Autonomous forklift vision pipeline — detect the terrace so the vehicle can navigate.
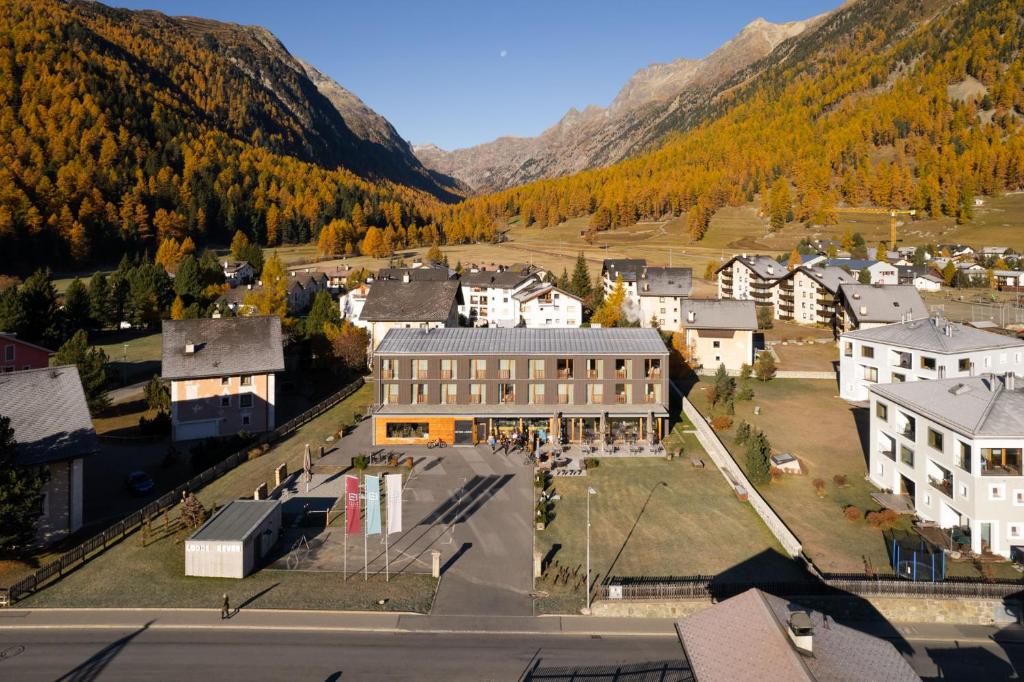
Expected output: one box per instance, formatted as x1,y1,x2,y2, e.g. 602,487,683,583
982,448,1022,476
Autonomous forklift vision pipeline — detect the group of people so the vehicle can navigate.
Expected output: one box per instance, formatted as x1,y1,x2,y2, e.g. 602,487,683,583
488,428,547,456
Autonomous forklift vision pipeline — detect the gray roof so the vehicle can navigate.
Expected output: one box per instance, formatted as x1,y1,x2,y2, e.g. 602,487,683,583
602,259,646,282
842,317,1024,354
222,260,250,273
718,255,787,280
162,317,285,380
460,269,536,289
190,500,280,542
0,366,99,466
677,588,919,682
375,327,668,356
377,403,668,417
638,267,692,297
360,280,461,322
681,299,757,330
790,265,858,294
871,375,1024,438
512,282,581,303
839,284,927,325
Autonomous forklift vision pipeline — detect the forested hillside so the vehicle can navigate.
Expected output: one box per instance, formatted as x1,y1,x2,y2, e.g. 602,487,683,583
0,0,459,271
444,0,1024,241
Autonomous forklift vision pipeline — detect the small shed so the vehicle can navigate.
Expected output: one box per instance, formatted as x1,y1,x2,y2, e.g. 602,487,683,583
770,453,801,474
185,500,281,579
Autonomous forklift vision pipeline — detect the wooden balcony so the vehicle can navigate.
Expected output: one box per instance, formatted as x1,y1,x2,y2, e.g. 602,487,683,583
415,394,429,404
614,369,628,379
469,395,482,404
380,370,395,380
615,395,627,404
557,369,572,379
557,395,570,404
416,371,429,380
586,370,600,379
499,369,512,379
440,369,454,380
531,371,546,380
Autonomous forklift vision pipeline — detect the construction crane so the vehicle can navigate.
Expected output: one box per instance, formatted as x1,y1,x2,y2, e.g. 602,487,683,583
834,207,916,252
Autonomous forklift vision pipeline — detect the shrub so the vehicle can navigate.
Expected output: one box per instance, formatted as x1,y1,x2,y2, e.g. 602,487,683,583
770,466,784,482
352,454,369,470
812,478,827,496
843,505,862,522
754,352,777,382
710,415,733,431
734,420,751,445
736,386,754,401
865,509,899,530
138,410,171,436
745,430,771,485
833,474,848,487
583,457,600,470
739,363,752,382
757,306,774,330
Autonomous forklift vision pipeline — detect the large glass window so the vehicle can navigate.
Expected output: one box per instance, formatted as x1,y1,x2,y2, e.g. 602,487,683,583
861,345,874,359
958,358,971,372
529,359,545,379
381,358,396,379
587,384,603,404
382,384,399,405
900,445,915,467
528,383,544,404
586,358,602,379
470,383,486,404
927,427,944,452
470,359,487,379
413,359,428,380
499,383,516,404
440,383,457,404
645,359,662,378
957,442,972,473
614,359,631,379
412,384,429,403
875,401,888,421
557,358,574,379
386,422,429,439
982,448,1022,476
557,384,572,404
499,358,514,380
440,358,456,380
920,356,936,371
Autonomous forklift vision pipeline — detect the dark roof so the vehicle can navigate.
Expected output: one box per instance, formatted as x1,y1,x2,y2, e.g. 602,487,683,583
0,366,99,466
222,260,250,273
826,258,879,271
676,588,919,682
360,280,461,322
842,317,1024,354
375,327,668,356
783,265,858,294
680,299,757,330
0,333,54,354
638,267,692,297
190,500,280,542
715,255,786,280
513,282,582,303
602,259,646,282
161,317,285,380
839,284,928,325
460,270,537,289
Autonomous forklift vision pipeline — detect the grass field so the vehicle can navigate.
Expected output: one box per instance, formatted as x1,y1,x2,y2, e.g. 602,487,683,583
92,329,163,387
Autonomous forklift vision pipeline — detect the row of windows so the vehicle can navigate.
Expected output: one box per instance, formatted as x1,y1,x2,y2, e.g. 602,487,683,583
220,375,254,386
219,393,254,408
380,357,661,380
382,383,662,405
849,342,1022,369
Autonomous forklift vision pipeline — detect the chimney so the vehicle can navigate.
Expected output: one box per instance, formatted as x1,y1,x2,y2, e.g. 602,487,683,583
687,310,696,323
402,272,410,284
247,284,252,290
859,305,867,316
184,342,196,355
767,265,775,275
787,612,814,655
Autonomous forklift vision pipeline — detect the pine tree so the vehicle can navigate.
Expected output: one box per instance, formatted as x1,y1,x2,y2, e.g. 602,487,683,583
569,252,592,299
745,430,772,485
0,415,49,552
173,255,202,301
88,272,111,330
54,330,110,414
16,269,62,347
858,268,872,284
557,268,570,291
63,278,93,335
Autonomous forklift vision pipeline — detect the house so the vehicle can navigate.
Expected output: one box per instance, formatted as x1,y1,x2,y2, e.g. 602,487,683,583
716,255,786,307
371,327,669,446
601,259,646,300
825,258,896,284
676,588,919,682
0,366,99,543
956,261,988,284
838,317,1024,402
636,267,692,331
359,278,462,350
774,265,857,328
459,268,540,327
162,317,285,442
215,270,327,316
377,259,455,282
837,284,927,332
0,333,52,372
679,299,757,372
895,265,926,285
980,246,1009,258
513,282,583,328
798,254,826,268
938,244,975,259
993,270,1024,290
340,282,370,327
913,273,943,292
870,374,1024,559
222,260,254,287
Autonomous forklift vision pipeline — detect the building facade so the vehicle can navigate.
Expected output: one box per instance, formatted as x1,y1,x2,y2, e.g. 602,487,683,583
716,255,786,308
459,269,539,327
775,266,857,328
359,278,462,350
837,284,928,332
514,283,583,327
869,375,1024,558
679,299,757,372
371,328,669,447
0,333,52,372
636,267,692,331
839,317,1024,402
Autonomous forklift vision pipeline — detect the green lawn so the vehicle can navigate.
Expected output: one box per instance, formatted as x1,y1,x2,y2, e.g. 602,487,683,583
92,329,163,387
534,429,804,613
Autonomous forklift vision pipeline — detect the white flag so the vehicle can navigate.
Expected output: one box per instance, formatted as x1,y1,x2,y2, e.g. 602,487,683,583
385,473,402,534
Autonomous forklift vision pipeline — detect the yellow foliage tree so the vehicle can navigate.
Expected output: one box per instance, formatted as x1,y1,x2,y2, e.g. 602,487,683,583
242,253,290,325
155,237,183,273
592,275,626,328
170,295,186,320
787,249,801,269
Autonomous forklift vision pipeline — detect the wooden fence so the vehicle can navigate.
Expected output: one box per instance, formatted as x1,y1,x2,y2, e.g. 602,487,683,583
0,376,365,606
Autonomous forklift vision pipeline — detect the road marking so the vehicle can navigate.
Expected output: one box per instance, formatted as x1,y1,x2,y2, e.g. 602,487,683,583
0,624,679,637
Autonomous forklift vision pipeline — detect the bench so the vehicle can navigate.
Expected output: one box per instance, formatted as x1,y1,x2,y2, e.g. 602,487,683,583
691,457,705,468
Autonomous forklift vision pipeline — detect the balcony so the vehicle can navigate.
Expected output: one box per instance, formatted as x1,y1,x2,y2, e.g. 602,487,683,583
416,370,429,380
646,369,662,379
586,370,600,379
469,395,482,404
614,369,628,380
557,394,570,404
415,394,429,404
472,370,487,380
880,448,896,462
557,369,573,379
928,476,953,497
531,370,546,380
615,395,627,404
643,394,658,404
778,292,794,302
499,369,512,379
440,370,454,380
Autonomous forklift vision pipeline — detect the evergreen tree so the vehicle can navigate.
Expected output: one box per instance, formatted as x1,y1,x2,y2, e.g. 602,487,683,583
16,269,62,347
144,375,170,413
0,415,49,552
557,268,570,291
570,253,592,299
127,263,174,328
88,272,112,330
54,330,110,414
306,290,341,338
745,430,772,485
63,278,93,335
858,268,872,284
590,274,605,309
173,255,202,301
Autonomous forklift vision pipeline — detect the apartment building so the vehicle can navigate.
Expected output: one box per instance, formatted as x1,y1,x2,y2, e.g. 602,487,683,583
371,327,669,447
679,299,757,372
869,374,1024,558
359,278,462,350
837,284,927,332
774,265,857,328
601,259,646,300
162,317,285,441
716,255,786,307
636,267,692,331
459,268,539,327
839,317,1024,402
513,282,583,327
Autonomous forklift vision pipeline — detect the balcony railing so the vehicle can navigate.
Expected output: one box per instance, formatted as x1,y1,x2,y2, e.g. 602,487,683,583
557,369,572,379
929,477,953,497
646,369,662,379
531,370,545,380
499,369,512,379
415,394,429,404
472,370,487,379
586,370,600,379
982,463,1022,476
643,394,658,403
614,369,628,379
380,370,395,380
557,395,570,404
416,370,429,380
469,395,482,404
615,394,627,404
440,370,454,380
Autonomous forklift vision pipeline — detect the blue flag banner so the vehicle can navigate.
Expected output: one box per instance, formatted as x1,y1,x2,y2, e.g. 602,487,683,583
365,475,381,536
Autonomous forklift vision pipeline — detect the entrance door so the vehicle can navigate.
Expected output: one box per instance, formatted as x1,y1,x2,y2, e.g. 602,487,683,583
454,420,474,446
474,419,489,443
980,522,993,553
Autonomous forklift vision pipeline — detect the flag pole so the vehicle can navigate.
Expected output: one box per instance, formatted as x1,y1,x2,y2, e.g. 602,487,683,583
343,493,348,581
363,477,368,581
385,485,390,582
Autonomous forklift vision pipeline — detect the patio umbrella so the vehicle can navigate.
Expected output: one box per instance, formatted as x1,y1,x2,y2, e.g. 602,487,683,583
303,444,312,493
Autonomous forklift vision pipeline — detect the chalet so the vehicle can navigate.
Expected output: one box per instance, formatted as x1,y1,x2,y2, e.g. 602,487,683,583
359,278,462,350
222,260,255,287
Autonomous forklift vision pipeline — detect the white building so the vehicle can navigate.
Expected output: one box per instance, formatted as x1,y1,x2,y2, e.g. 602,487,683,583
679,299,757,372
716,255,786,308
774,265,857,327
222,260,254,287
913,273,943,292
513,282,582,327
359,278,462,351
459,268,540,328
839,317,1024,402
340,282,370,329
837,284,927,332
636,267,692,331
869,374,1024,558
601,259,646,301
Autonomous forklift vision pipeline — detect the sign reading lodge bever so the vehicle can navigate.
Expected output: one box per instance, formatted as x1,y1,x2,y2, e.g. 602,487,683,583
185,542,241,553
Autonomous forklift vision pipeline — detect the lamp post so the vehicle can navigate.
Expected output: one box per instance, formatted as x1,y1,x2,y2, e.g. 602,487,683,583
586,486,597,613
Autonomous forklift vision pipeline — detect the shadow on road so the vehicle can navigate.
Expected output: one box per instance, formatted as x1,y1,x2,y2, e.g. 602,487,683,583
56,620,154,682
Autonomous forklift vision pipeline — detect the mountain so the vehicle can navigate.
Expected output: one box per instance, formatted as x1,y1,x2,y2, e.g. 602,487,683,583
414,15,825,193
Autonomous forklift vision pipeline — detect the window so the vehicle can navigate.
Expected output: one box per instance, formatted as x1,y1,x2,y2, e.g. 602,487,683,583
587,358,602,379
470,358,487,379
843,342,853,357
982,448,1022,475
959,483,969,499
990,483,1006,501
875,402,888,421
242,415,250,426
221,396,230,407
441,383,457,404
413,359,428,380
440,359,455,380
1010,524,1023,540
861,345,875,359
2,345,13,362
712,340,721,349
527,383,543,404
500,383,516,404
221,377,230,385
864,366,878,383
958,358,972,372
240,394,253,408
614,359,630,379
958,442,972,473
1015,489,1024,506
529,359,545,379
892,373,906,383
382,384,399,405
645,358,662,378
470,384,486,404
900,445,914,467
241,375,253,386
920,356,936,371
386,422,429,439
381,358,397,379
412,384,429,403
587,384,604,404
614,383,629,404
927,428,944,452
557,358,574,379
557,384,572,404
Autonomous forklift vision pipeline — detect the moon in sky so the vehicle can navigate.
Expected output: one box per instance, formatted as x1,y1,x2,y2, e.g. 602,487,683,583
500,50,508,58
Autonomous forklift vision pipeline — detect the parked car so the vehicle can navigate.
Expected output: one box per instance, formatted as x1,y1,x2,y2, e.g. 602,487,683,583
125,470,155,496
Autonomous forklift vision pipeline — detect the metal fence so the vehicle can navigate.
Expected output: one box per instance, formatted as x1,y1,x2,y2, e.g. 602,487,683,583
0,376,365,605
599,573,1024,602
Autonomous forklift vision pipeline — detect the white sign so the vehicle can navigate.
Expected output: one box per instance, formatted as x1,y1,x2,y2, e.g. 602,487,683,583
608,585,623,600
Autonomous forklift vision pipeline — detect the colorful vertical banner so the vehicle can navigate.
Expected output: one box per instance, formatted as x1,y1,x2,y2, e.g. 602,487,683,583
344,475,361,535
385,474,402,534
365,475,381,536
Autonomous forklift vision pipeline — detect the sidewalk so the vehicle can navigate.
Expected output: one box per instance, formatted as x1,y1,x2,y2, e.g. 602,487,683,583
0,608,679,636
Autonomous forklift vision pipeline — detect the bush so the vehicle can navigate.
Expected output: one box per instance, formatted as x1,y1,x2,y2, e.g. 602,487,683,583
736,386,754,401
734,420,751,445
833,474,848,487
583,457,600,470
812,478,827,496
843,505,862,522
138,410,171,436
739,363,752,381
770,466,785,482
757,306,774,330
352,454,369,470
754,352,777,382
710,415,733,431
865,509,899,530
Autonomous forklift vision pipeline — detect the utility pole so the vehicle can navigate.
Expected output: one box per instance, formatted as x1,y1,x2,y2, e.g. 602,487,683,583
586,486,597,613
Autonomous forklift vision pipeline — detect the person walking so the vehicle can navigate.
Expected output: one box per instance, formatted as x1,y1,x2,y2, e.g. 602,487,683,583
488,434,496,453
221,593,231,620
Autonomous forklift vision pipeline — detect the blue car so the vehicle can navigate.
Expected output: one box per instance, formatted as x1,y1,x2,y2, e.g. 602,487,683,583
125,471,155,496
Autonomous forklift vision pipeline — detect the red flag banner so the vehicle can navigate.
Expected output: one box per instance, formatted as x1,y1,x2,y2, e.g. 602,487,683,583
345,475,361,535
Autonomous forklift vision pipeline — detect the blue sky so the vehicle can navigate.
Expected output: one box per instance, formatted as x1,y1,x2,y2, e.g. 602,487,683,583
108,1,838,150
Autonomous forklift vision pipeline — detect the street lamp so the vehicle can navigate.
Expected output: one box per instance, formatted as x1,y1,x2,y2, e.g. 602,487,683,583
586,486,597,613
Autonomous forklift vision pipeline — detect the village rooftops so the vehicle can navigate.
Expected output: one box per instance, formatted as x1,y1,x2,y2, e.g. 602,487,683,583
161,316,285,380
676,588,919,682
716,254,787,279
0,365,99,466
871,374,1024,438
375,327,667,356
637,267,692,297
460,269,537,289
602,258,646,282
843,317,1024,354
375,266,453,282
512,281,582,303
839,284,927,325
782,265,858,294
222,260,250,274
359,279,462,322
680,299,757,330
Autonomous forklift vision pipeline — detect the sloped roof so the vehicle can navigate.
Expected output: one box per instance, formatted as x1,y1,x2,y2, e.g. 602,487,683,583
842,317,1024,354
512,282,582,304
680,299,757,330
872,375,1024,438
602,259,646,282
0,332,54,355
376,266,453,282
676,588,919,682
162,317,284,380
839,284,927,325
460,269,537,289
0,365,99,466
638,267,692,297
375,327,667,356
788,265,858,294
360,280,461,322
717,254,787,279
190,500,280,542
825,258,879,271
